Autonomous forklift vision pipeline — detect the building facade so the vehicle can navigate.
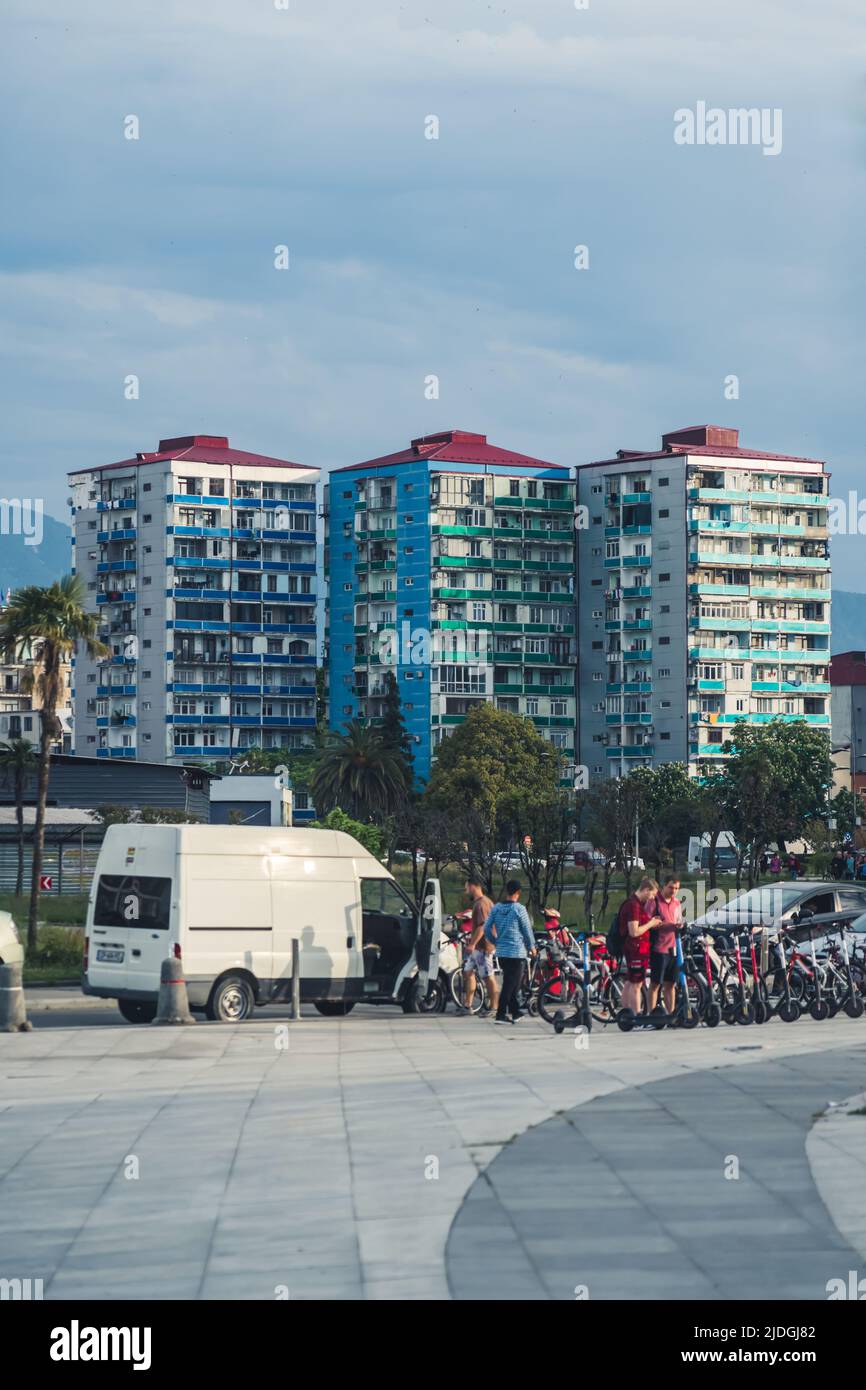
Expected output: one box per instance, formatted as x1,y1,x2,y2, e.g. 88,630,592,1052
0,641,72,752
324,429,577,783
829,651,866,794
576,425,831,778
68,435,319,766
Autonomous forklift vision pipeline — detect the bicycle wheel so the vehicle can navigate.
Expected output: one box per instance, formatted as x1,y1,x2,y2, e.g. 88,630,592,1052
450,968,485,1015
589,969,622,1024
536,969,580,1026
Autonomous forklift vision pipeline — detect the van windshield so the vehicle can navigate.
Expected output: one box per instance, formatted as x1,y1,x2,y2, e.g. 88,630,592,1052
361,879,416,917
94,875,172,930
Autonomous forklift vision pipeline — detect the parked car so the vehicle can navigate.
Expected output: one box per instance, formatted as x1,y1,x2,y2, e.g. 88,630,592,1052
691,882,866,933
0,910,24,967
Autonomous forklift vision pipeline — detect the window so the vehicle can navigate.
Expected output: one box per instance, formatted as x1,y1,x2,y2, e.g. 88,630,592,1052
659,573,670,582
660,732,671,741
95,876,171,930
658,509,669,519
659,477,669,487
143,483,152,492
592,672,603,682
660,699,671,709
509,480,519,497
660,636,670,646
591,483,602,494
592,641,603,650
660,604,670,614
526,698,539,715
658,667,671,678
361,878,415,918
731,664,744,679
404,546,414,556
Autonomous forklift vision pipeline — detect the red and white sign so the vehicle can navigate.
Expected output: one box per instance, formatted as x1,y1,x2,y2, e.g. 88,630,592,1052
39,874,53,891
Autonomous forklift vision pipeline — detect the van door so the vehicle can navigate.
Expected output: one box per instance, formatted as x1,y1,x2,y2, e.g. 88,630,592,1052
359,876,418,999
89,873,173,995
416,878,442,996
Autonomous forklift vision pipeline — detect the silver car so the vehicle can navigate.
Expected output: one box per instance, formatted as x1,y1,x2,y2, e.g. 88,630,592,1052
691,881,866,933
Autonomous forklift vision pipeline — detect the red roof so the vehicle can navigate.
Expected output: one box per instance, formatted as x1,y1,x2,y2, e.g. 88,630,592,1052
335,429,568,473
69,435,311,475
582,425,826,470
830,652,866,687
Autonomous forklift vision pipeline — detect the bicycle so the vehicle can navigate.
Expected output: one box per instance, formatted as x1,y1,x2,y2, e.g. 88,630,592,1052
449,930,502,1014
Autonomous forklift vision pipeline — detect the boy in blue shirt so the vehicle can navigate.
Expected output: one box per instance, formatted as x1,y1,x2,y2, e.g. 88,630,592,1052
484,880,537,1024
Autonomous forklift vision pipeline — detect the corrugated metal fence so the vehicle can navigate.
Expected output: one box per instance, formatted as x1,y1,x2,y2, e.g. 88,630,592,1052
0,841,101,895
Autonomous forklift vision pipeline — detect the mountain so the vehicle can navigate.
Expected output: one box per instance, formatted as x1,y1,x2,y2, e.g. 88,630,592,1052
0,512,71,596
831,589,864,656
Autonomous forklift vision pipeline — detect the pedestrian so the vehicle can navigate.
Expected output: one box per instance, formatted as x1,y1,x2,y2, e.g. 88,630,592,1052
460,878,498,1016
770,852,781,878
483,880,536,1025
845,851,855,881
759,852,769,878
648,876,682,1016
788,853,798,881
617,876,662,1024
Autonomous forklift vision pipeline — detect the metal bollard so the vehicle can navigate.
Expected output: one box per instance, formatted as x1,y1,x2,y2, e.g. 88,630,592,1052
291,938,300,1021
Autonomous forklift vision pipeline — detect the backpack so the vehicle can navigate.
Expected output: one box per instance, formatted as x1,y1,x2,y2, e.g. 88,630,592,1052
605,909,626,959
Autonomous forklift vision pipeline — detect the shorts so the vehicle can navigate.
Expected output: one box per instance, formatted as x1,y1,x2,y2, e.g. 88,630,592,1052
464,949,496,978
650,950,678,985
623,937,649,984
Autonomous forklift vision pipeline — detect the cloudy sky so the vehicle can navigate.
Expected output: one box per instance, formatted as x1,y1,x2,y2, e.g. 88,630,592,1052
3,1,865,585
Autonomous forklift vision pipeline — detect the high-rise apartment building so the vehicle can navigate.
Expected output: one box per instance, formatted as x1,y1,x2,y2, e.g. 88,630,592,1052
576,425,831,778
324,429,577,783
69,435,319,766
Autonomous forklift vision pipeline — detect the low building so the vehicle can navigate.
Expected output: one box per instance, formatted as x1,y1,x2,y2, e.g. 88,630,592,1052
209,773,293,827
0,642,73,753
830,651,866,793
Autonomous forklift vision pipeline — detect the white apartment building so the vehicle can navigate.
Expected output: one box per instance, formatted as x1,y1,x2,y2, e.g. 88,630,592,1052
69,434,319,766
577,425,831,778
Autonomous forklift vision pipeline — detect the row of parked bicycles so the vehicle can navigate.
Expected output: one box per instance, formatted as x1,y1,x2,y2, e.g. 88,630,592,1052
440,906,866,1035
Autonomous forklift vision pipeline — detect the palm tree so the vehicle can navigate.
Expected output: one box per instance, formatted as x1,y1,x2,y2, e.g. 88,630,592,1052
0,576,108,952
311,720,407,822
0,738,37,896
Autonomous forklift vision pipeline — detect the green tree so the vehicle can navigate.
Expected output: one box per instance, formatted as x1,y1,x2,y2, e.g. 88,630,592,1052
830,787,864,843
628,763,700,877
0,738,37,895
311,720,407,822
584,773,647,895
424,705,564,895
722,720,834,886
379,670,414,793
0,577,108,951
310,806,385,858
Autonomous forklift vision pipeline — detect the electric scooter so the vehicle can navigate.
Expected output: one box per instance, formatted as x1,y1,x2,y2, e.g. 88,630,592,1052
837,924,865,1019
746,927,768,1025
806,923,830,1021
697,929,722,1027
553,931,593,1034
720,929,754,1025
648,929,700,1030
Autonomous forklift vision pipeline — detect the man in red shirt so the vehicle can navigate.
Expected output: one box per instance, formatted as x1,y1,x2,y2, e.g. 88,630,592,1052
618,877,661,1017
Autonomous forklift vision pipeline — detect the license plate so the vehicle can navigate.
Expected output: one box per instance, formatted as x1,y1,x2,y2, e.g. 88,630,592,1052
96,948,124,964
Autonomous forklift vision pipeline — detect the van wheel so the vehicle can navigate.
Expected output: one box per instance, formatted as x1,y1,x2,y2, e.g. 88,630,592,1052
118,999,157,1024
314,1001,356,1016
207,974,256,1023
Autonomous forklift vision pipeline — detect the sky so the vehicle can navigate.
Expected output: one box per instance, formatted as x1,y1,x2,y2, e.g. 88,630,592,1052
3,0,866,585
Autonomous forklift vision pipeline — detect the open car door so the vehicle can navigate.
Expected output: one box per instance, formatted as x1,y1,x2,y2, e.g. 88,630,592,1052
415,877,442,997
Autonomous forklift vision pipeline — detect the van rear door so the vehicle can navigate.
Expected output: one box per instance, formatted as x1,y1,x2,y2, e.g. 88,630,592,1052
89,873,173,995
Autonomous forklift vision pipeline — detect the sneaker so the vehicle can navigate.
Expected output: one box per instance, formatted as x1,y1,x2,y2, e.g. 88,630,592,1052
455,1006,470,1017
494,1016,512,1025
510,1011,526,1023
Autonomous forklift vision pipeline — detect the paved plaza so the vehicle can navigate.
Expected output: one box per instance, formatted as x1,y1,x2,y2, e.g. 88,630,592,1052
2,1004,865,1300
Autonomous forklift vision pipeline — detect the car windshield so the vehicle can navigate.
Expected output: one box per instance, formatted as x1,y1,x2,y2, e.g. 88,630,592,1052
706,887,805,922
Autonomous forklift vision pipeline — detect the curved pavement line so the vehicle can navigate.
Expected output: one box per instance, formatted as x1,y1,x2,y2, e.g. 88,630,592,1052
446,1043,866,1301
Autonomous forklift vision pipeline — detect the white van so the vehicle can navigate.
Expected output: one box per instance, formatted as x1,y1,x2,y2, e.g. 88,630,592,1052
687,832,739,876
82,824,441,1023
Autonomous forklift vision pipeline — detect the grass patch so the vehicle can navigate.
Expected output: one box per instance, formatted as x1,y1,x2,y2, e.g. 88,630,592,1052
22,923,85,986
0,893,88,929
